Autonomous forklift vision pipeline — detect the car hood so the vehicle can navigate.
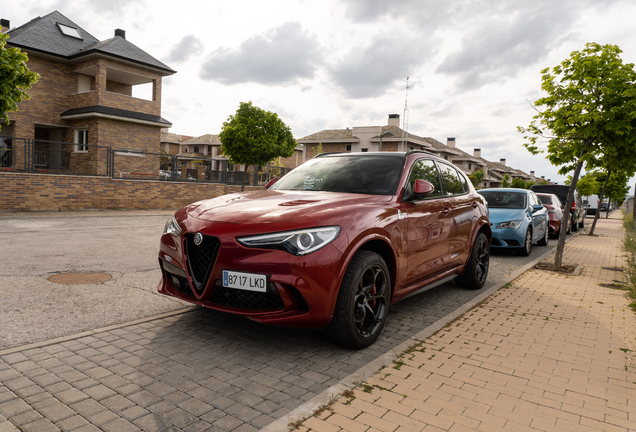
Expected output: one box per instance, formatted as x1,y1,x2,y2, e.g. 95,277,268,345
186,190,391,224
488,208,527,224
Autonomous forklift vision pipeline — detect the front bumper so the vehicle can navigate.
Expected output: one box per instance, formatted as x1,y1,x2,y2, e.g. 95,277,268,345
489,227,525,248
157,220,345,328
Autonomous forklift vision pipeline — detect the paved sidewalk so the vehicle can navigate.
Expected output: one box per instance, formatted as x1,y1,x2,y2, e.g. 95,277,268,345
295,215,636,432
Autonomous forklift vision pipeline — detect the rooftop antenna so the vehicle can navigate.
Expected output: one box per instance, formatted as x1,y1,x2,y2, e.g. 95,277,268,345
401,76,414,151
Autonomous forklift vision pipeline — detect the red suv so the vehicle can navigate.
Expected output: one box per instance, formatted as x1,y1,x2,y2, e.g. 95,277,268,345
158,151,491,348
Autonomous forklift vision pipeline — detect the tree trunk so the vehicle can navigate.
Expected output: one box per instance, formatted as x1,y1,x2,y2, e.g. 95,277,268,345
589,169,611,236
554,155,586,270
241,164,248,192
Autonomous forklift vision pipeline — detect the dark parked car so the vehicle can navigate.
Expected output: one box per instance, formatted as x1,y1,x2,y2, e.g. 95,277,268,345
530,184,585,232
158,151,492,348
536,193,567,237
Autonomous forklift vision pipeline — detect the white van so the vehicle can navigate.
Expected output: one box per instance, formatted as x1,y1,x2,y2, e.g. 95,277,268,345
584,195,599,215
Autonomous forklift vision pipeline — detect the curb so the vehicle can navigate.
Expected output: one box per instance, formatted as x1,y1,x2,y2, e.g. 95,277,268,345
261,228,587,432
0,308,196,357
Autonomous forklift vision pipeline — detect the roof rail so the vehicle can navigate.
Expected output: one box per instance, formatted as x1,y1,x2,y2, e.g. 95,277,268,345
406,149,437,157
314,152,345,158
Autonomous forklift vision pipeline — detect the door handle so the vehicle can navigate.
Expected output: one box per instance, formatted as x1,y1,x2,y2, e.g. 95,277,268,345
441,207,450,215
471,201,478,208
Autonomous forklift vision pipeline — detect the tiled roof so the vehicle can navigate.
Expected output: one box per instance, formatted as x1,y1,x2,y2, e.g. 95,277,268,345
183,134,221,144
160,132,192,143
6,11,175,74
61,106,171,125
298,129,355,141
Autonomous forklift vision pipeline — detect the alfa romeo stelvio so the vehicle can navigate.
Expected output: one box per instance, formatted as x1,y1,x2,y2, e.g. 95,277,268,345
158,151,491,348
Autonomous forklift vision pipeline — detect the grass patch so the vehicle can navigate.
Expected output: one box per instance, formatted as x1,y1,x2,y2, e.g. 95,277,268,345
622,214,636,310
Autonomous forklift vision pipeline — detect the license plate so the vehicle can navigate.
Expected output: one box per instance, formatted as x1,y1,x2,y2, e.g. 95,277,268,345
222,270,267,292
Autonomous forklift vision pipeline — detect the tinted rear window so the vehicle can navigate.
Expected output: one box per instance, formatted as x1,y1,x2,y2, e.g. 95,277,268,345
530,185,569,203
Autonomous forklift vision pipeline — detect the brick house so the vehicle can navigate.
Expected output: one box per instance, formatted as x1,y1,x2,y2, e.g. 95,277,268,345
0,11,175,175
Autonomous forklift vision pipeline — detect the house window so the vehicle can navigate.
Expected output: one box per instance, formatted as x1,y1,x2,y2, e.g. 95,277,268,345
74,129,88,152
361,148,368,152
184,148,188,153
194,146,200,153
444,155,448,160
57,23,82,39
469,163,472,170
346,144,352,152
77,75,91,93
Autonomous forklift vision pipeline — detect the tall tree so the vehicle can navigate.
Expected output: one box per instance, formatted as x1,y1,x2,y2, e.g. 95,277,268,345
0,32,39,129
518,42,636,270
219,102,297,191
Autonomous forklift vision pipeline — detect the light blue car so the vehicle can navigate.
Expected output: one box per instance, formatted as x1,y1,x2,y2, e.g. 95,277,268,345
477,188,549,256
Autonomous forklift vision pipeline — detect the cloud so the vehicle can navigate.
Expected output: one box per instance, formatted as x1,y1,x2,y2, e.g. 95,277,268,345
435,0,621,90
165,35,204,63
328,32,431,99
199,22,322,85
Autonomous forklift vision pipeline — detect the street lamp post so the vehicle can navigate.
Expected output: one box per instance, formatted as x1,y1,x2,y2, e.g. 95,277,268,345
379,131,394,152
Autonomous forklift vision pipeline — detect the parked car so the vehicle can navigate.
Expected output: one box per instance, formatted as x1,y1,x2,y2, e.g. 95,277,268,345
584,195,599,215
536,193,566,237
530,184,586,231
600,199,613,212
477,188,549,256
158,151,491,349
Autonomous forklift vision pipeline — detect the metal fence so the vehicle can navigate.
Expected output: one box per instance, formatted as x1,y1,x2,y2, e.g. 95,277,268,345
1,136,294,185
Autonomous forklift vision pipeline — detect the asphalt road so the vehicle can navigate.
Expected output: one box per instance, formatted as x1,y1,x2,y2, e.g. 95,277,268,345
0,210,588,431
0,210,567,350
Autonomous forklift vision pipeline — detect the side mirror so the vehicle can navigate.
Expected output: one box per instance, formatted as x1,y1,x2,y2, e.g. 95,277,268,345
413,179,435,196
265,177,279,189
532,204,544,212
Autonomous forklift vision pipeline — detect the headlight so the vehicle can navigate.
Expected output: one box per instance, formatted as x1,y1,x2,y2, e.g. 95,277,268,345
237,226,341,256
163,216,182,236
496,220,522,229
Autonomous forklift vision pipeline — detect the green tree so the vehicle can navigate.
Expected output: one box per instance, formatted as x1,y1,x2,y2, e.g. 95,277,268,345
575,172,599,197
511,178,526,189
518,43,636,270
219,102,297,191
469,169,485,188
525,180,536,189
0,32,39,129
502,174,511,188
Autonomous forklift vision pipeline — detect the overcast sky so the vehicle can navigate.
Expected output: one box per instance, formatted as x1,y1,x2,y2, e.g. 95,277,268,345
4,0,636,188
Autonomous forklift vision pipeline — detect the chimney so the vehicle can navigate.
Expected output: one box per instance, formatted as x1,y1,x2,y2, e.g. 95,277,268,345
115,28,126,39
530,171,535,176
1,19,10,33
473,148,481,158
388,114,400,127
500,158,506,166
541,176,545,179
447,137,456,148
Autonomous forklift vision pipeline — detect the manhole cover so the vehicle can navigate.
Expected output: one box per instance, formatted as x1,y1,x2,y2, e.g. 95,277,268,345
601,267,624,272
48,272,112,285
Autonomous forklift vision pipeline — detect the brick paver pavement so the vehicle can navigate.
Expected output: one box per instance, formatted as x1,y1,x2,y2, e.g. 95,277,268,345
296,215,636,432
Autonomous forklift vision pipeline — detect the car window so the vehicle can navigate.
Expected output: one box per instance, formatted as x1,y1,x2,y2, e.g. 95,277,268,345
437,163,465,196
271,155,404,195
529,192,540,206
537,194,551,205
407,159,443,198
478,191,527,209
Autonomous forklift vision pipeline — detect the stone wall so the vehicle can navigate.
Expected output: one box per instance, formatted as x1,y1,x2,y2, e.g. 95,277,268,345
0,172,259,212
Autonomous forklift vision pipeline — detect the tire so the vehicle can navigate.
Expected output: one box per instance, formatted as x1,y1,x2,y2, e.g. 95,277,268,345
455,233,489,290
579,214,585,228
566,218,571,234
537,224,549,246
326,251,391,349
516,229,532,256
571,215,578,232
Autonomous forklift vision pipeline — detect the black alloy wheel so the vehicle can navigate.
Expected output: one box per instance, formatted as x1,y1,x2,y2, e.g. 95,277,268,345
455,232,489,290
327,251,391,349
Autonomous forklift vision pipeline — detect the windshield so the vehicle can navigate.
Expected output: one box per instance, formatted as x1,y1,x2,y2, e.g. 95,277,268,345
478,191,527,209
270,155,405,195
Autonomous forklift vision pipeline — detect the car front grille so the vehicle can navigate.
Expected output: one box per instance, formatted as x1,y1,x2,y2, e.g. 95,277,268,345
491,238,501,246
503,239,520,246
211,280,284,310
185,234,220,292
